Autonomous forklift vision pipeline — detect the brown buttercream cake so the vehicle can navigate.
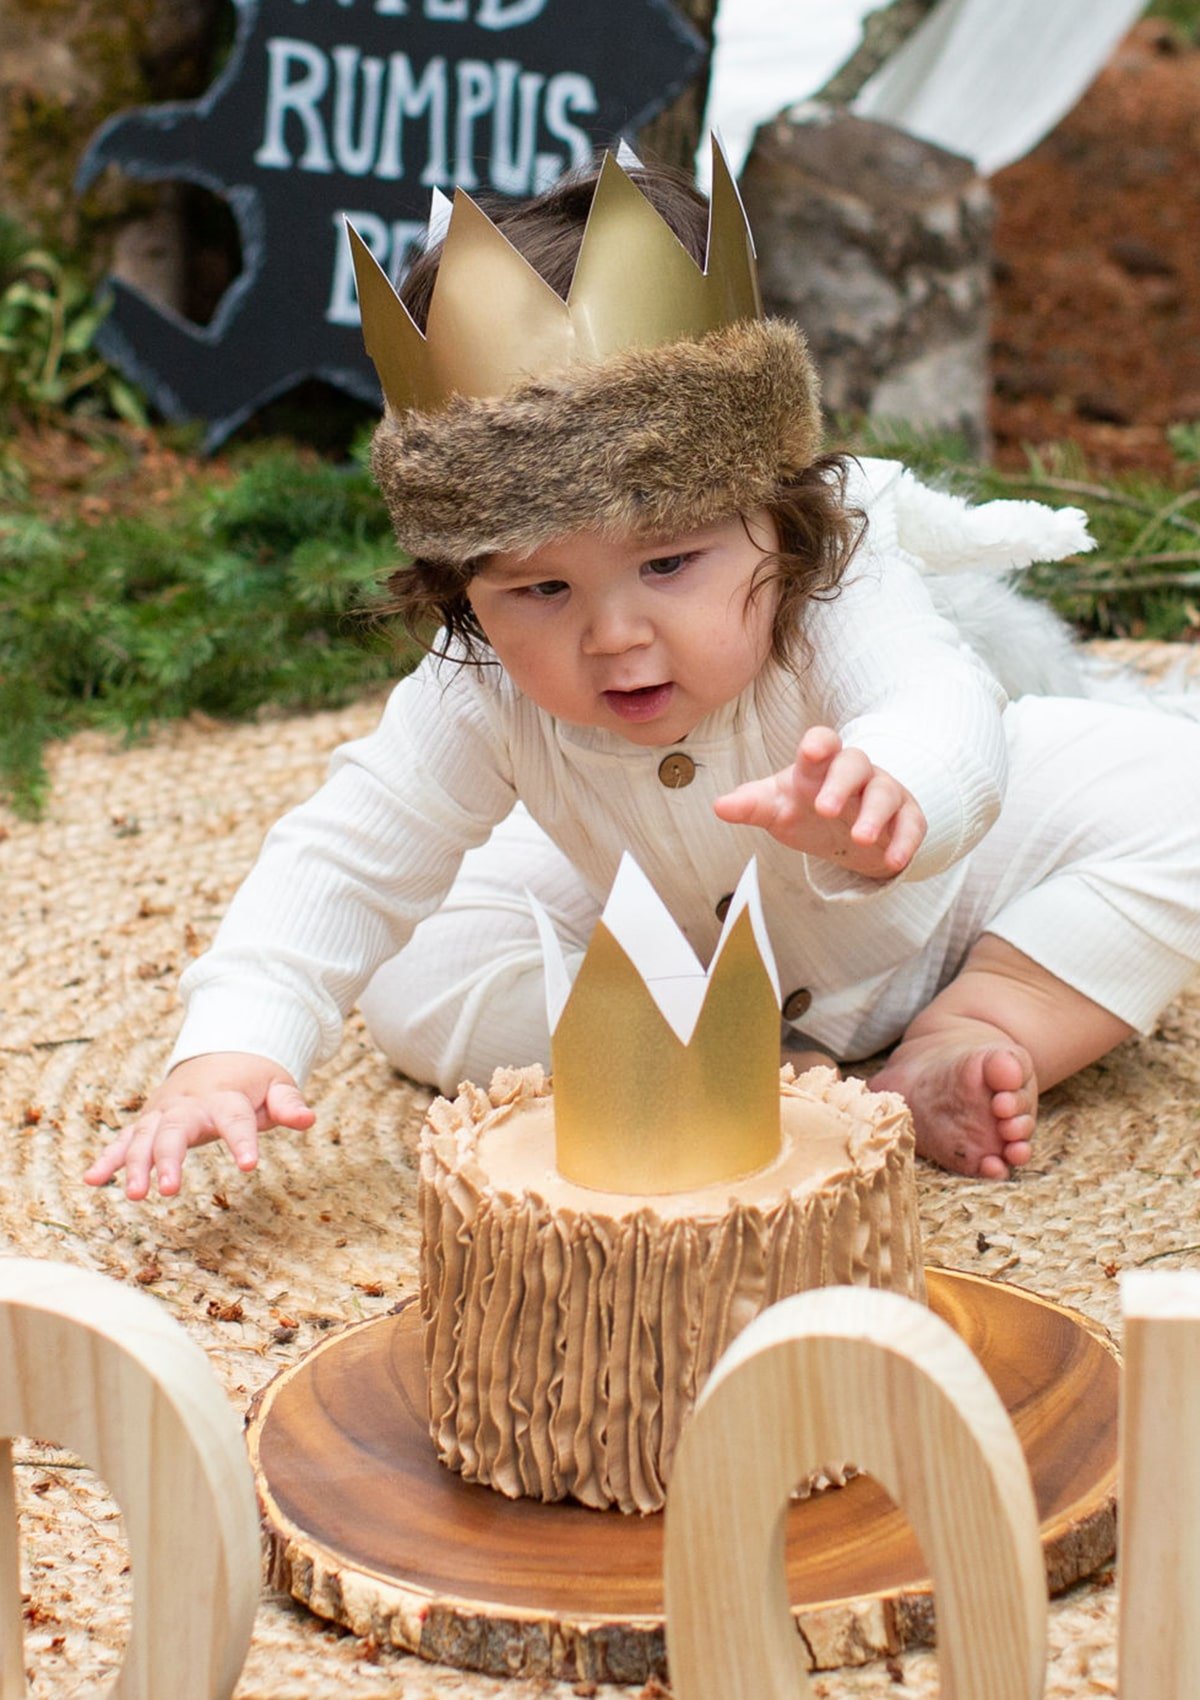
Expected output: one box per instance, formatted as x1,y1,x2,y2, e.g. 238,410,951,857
419,1062,924,1514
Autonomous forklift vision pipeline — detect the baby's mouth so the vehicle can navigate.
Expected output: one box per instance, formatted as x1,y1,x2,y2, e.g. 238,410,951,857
602,683,674,722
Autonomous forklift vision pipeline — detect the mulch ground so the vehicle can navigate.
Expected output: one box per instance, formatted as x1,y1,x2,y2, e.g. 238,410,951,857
990,18,1200,478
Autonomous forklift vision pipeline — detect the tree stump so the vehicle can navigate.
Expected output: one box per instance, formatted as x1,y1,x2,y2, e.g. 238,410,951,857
740,103,993,452
816,0,942,107
636,0,717,170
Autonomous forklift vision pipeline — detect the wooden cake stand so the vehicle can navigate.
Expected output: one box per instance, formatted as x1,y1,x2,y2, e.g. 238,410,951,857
248,1269,1119,1684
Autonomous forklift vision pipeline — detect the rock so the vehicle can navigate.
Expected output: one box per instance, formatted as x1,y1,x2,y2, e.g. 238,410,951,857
740,103,994,453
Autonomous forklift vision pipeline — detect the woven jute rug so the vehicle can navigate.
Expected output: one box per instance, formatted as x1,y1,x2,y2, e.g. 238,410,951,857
3,642,1199,1698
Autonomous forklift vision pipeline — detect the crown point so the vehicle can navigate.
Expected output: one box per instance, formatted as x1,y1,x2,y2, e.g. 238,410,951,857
347,220,434,413
707,132,762,318
568,153,721,358
424,190,572,399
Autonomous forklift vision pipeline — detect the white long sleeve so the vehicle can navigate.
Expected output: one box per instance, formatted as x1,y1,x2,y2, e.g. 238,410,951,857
170,656,519,1081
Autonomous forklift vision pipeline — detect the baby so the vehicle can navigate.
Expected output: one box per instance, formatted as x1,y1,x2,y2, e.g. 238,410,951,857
86,150,1200,1200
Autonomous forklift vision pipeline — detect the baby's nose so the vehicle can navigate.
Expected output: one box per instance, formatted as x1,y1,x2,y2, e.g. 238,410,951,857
582,599,653,654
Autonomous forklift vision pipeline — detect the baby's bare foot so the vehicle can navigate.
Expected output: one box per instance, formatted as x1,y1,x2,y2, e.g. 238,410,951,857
868,1023,1037,1180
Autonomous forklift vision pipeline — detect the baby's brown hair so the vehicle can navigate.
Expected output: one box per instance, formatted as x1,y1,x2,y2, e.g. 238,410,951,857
383,158,862,667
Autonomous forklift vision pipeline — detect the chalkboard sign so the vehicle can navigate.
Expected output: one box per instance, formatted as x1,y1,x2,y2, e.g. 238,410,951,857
76,0,705,446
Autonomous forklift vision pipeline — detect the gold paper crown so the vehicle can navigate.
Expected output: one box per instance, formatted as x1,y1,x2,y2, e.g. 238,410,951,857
531,856,782,1195
349,136,762,415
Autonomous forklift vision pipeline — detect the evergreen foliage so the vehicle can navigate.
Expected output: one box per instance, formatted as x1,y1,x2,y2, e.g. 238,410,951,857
0,446,418,816
841,417,1200,643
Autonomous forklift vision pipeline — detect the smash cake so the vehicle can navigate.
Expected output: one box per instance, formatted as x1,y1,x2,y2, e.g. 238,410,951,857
418,858,926,1514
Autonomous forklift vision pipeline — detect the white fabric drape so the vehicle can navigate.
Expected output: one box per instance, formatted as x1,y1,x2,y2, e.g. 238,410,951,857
852,0,1147,175
705,0,1148,179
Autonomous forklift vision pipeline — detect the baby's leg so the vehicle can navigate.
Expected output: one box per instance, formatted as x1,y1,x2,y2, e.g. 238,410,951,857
358,805,598,1094
866,696,1200,1179
870,933,1132,1180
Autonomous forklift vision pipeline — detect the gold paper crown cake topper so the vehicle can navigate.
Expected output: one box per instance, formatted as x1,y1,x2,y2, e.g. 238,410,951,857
348,134,762,415
530,855,783,1195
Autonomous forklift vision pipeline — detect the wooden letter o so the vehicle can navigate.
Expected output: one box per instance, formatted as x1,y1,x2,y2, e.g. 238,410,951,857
0,1259,260,1699
1119,1270,1200,1700
664,1286,1046,1700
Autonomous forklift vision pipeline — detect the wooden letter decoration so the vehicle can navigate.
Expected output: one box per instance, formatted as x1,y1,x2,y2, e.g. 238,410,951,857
1119,1269,1200,1700
663,1286,1047,1700
0,1259,260,1699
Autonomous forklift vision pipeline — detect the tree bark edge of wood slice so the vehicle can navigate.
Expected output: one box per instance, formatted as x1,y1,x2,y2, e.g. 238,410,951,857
247,1269,1119,1685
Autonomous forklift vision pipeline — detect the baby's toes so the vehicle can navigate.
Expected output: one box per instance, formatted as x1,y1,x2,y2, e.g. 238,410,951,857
980,1046,1028,1096
991,1086,1033,1122
997,1107,1034,1137
978,1153,1011,1181
997,1112,1034,1169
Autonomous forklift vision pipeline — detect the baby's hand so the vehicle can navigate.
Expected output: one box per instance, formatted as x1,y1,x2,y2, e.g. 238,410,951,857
83,1053,315,1202
713,725,927,879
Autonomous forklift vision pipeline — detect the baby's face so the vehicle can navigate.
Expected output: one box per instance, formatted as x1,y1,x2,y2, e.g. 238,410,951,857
467,513,778,746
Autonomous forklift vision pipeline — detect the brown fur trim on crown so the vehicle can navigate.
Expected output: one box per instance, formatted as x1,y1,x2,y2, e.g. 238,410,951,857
370,318,821,564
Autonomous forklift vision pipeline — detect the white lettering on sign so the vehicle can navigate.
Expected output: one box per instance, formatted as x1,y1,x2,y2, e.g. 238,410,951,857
543,72,596,171
491,60,543,193
332,47,386,175
300,0,552,18
326,210,427,324
477,0,550,27
257,39,595,193
255,39,335,172
376,55,450,183
454,59,494,188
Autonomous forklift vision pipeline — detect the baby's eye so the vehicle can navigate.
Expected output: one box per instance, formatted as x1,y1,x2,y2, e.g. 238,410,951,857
643,553,693,578
521,579,569,599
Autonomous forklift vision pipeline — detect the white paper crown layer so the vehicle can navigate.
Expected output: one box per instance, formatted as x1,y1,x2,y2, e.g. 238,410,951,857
532,854,779,1043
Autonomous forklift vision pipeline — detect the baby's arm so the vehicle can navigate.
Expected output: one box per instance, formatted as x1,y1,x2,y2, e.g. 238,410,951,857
86,656,518,1200
84,1053,314,1200
778,488,1010,886
714,725,927,880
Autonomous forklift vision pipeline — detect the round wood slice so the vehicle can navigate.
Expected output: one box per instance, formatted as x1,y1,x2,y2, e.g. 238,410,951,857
248,1269,1118,1684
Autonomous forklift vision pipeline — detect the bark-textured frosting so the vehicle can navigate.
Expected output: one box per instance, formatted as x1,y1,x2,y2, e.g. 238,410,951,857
419,1064,925,1514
